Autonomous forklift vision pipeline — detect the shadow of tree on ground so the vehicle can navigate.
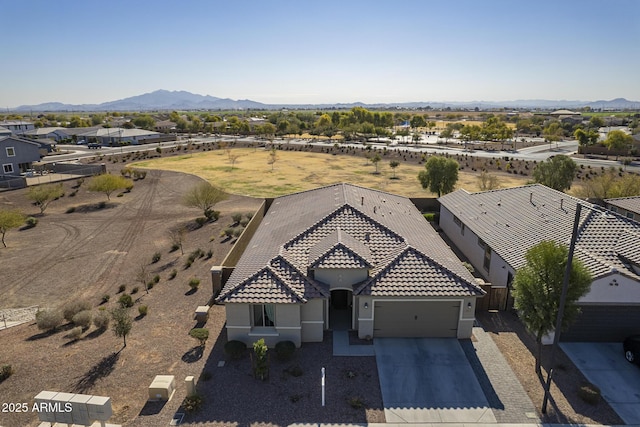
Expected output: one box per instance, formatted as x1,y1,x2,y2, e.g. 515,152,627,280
73,351,120,393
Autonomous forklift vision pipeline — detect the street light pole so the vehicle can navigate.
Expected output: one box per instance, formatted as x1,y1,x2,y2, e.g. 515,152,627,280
541,203,582,414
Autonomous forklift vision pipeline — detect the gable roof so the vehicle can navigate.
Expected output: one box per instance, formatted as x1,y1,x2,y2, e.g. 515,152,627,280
439,184,640,280
219,183,483,303
605,196,640,217
0,136,42,149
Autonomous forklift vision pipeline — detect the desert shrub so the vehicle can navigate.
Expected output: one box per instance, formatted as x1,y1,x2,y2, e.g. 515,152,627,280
578,383,601,405
223,227,234,237
118,294,134,308
348,396,364,409
0,365,14,382
183,259,192,269
275,340,296,361
93,310,110,330
189,328,209,346
233,228,242,238
170,243,180,252
101,294,110,304
147,281,154,290
36,309,63,331
224,340,246,359
205,249,213,259
68,326,83,340
188,249,203,262
245,212,253,220
182,393,203,413
24,217,38,228
195,216,208,227
188,278,200,289
66,206,76,213
131,286,139,294
72,310,93,330
151,252,161,263
63,299,92,322
138,305,148,317
153,274,160,283
231,213,242,224
239,218,249,227
117,284,126,293
169,269,177,280
133,170,147,180
205,210,220,221
286,365,304,377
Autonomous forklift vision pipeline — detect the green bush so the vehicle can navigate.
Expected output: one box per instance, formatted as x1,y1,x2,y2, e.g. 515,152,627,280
24,217,38,228
578,383,601,405
275,340,296,361
62,299,92,322
189,328,209,346
205,210,220,221
36,309,63,331
151,252,161,263
182,393,203,413
117,285,126,293
231,213,242,224
348,396,364,409
169,269,177,280
170,243,180,252
147,281,154,290
188,278,200,289
0,365,14,382
233,228,242,238
101,294,110,304
138,305,148,317
224,340,247,359
183,259,192,269
131,286,139,294
68,326,83,340
223,227,234,237
239,218,249,227
72,310,93,330
118,294,134,308
195,217,208,227
245,212,254,220
153,274,160,283
205,249,213,259
93,310,110,330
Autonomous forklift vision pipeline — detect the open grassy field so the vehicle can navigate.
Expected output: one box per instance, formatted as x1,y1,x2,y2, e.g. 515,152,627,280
131,148,529,198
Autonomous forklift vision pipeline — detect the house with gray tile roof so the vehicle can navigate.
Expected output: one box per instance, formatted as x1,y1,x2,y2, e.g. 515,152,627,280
217,183,485,347
605,196,640,222
439,184,640,341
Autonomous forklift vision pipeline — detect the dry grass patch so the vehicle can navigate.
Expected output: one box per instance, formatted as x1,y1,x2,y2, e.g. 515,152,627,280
132,148,529,198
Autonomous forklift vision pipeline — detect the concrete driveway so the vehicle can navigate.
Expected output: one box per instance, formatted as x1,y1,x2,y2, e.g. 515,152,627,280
374,338,496,423
562,342,640,424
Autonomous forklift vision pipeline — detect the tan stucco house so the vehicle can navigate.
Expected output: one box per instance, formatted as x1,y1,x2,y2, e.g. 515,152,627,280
216,183,485,347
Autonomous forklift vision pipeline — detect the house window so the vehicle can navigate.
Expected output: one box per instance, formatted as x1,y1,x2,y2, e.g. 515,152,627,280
3,164,13,174
6,147,15,157
483,245,491,272
627,212,634,219
478,237,486,249
610,206,617,213
453,215,461,227
252,304,275,327
460,223,465,235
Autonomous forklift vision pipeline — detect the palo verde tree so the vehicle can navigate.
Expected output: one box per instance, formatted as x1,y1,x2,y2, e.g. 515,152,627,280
417,155,459,197
604,130,633,161
0,209,25,248
512,240,591,374
87,174,133,200
370,153,382,174
389,160,400,179
183,182,228,219
27,183,65,214
111,307,133,348
532,155,577,192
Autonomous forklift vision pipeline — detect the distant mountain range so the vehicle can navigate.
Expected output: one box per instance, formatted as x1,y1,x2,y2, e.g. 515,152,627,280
12,90,640,112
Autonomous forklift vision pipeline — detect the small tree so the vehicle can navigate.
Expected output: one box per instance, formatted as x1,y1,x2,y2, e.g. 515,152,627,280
27,183,64,214
136,264,149,294
189,328,209,347
417,156,459,197
604,130,633,161
533,155,577,192
183,182,228,218
512,240,592,374
267,147,278,171
169,227,186,255
478,170,499,191
111,307,133,347
389,160,400,179
87,174,133,200
370,153,382,174
93,310,110,330
253,338,269,381
0,209,25,248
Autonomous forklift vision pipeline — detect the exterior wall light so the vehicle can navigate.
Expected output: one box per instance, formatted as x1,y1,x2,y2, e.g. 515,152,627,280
364,302,369,309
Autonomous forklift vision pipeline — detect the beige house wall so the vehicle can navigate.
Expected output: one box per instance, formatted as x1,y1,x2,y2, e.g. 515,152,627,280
581,274,640,305
301,298,326,342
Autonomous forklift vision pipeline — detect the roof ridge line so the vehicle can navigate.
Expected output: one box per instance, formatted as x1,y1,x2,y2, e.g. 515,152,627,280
272,254,329,298
265,262,307,303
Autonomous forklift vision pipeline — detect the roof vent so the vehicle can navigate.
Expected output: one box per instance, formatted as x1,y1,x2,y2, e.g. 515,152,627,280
373,206,377,214
530,192,533,203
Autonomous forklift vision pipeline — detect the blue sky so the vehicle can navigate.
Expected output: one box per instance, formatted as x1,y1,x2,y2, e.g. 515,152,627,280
3,0,639,107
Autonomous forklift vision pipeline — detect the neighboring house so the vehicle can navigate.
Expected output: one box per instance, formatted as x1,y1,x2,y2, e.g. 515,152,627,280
0,120,35,135
605,196,640,222
22,126,66,142
77,127,162,145
155,120,176,132
0,136,42,176
217,183,485,348
0,126,11,137
439,184,640,341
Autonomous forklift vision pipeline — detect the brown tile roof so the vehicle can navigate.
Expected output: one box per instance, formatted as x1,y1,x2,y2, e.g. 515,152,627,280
439,184,640,280
218,183,483,304
606,196,640,217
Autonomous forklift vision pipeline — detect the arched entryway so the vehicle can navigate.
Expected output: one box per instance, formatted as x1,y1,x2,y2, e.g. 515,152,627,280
330,289,352,330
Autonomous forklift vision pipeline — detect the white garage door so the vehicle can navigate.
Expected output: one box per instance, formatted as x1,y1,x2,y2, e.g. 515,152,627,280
373,301,460,337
